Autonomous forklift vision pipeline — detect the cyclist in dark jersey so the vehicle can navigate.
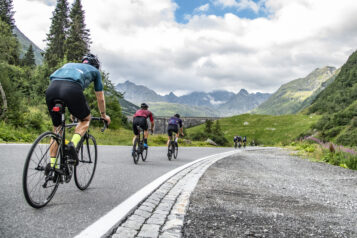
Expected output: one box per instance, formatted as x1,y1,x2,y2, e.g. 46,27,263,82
133,103,154,148
45,53,111,168
167,114,184,146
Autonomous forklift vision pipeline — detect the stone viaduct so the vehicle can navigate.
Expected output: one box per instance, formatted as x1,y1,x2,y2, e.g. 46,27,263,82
127,116,221,134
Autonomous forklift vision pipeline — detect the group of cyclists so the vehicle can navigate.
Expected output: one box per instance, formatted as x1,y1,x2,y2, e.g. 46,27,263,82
45,53,184,169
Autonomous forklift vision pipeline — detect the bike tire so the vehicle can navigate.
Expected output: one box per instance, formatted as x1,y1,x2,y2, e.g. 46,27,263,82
132,138,139,164
174,143,178,159
22,131,60,208
141,147,148,161
167,142,173,161
74,134,97,190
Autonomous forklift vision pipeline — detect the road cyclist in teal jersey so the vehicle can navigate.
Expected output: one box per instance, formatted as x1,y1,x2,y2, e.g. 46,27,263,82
45,53,111,168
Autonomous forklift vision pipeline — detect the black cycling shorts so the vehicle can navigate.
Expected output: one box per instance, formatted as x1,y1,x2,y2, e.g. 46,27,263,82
133,116,148,135
168,124,178,137
46,80,90,127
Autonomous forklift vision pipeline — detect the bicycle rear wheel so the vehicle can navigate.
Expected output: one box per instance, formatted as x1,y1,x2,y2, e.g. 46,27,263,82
74,134,97,190
132,138,139,164
22,131,60,208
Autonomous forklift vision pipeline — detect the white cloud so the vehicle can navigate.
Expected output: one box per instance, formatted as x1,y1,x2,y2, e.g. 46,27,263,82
194,4,210,13
13,0,357,95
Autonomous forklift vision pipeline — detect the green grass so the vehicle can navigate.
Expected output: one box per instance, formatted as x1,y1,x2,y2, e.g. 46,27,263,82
90,127,213,147
187,113,321,146
1,113,320,148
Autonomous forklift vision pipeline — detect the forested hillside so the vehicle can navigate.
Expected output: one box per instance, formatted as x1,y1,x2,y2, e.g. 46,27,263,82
0,0,126,142
308,50,357,146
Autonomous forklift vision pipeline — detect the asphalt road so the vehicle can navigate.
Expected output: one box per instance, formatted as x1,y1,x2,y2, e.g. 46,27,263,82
0,144,232,238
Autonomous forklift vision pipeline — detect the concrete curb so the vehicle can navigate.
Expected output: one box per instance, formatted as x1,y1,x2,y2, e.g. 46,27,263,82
75,150,237,238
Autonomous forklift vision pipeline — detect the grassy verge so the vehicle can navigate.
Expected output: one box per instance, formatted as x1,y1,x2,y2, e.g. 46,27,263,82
0,122,213,147
286,140,357,170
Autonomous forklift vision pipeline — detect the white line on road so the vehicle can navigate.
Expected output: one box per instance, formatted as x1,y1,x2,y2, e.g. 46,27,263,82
74,150,237,238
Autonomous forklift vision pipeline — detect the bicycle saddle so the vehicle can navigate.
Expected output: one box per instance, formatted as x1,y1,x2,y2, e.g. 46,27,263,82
52,99,65,113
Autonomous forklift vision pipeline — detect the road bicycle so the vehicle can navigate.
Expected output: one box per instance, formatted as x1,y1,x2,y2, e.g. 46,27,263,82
132,126,148,164
167,132,178,160
234,141,242,149
22,100,107,208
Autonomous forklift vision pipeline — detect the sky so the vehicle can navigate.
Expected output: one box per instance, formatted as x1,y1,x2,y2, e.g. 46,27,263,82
13,0,357,95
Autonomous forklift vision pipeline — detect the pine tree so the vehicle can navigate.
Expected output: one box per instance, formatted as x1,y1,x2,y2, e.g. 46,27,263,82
204,119,213,134
66,0,91,62
22,44,36,67
44,0,69,68
0,0,15,29
0,19,19,64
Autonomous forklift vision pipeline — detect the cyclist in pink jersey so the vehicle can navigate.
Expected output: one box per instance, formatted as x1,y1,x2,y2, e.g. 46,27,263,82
132,103,154,148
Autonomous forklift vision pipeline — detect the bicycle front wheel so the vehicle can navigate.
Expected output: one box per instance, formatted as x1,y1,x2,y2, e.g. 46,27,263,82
132,138,139,164
167,143,173,161
174,143,178,159
74,134,97,190
22,131,60,208
141,147,148,162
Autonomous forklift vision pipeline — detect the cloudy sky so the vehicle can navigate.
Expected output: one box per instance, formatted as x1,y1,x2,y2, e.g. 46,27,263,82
14,0,357,95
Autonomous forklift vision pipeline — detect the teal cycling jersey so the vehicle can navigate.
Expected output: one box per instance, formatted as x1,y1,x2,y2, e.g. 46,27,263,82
50,63,103,91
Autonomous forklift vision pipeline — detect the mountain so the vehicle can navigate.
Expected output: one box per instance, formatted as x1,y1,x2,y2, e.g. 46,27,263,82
307,50,357,146
116,80,163,103
219,89,271,116
13,26,44,65
115,81,270,117
252,66,338,115
119,98,139,116
148,102,219,117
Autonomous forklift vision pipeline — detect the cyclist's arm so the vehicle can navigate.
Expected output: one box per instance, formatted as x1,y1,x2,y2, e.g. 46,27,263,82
149,113,154,131
95,91,111,124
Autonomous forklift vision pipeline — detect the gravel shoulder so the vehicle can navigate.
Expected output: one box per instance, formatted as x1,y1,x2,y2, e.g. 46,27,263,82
183,147,357,238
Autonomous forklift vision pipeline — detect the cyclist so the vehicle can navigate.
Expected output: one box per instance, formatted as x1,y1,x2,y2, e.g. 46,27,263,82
233,135,242,147
167,114,184,146
45,53,111,168
243,136,247,146
132,103,154,148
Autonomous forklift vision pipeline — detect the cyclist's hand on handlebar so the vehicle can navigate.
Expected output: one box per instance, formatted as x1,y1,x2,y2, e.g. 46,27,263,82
102,114,111,125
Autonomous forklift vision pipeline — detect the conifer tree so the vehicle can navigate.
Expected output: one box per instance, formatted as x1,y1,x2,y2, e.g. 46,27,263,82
66,0,90,62
44,0,69,68
22,44,36,67
0,0,15,30
0,19,19,64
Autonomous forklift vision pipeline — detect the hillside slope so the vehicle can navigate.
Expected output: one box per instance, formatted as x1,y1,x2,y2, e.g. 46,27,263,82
308,50,357,146
187,114,320,146
13,26,44,65
253,66,338,115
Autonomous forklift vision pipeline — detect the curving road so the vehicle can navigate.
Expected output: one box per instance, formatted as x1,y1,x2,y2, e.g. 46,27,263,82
0,144,232,238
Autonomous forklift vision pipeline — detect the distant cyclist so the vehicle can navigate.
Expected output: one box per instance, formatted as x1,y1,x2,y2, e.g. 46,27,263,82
167,114,184,146
243,136,247,147
45,53,111,168
132,103,154,148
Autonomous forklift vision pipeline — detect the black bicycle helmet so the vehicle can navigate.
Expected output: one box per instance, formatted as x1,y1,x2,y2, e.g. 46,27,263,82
82,53,100,69
141,103,148,109
174,114,180,118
